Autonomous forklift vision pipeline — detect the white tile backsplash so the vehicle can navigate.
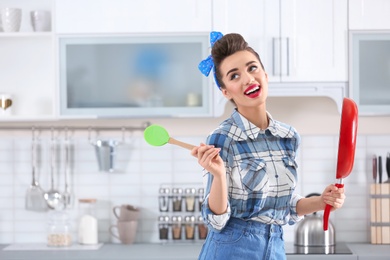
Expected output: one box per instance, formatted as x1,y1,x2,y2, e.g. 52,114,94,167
0,132,389,245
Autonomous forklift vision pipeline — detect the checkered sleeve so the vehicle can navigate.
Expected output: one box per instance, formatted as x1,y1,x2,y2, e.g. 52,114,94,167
288,193,304,224
202,193,231,232
200,128,233,231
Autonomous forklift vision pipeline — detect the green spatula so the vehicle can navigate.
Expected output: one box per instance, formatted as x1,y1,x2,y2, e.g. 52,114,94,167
144,124,195,150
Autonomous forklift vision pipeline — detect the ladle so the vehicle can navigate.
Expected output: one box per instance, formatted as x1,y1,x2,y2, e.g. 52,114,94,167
144,124,195,150
44,129,63,209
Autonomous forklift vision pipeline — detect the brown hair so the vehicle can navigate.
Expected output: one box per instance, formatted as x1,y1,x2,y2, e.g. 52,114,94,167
211,33,264,89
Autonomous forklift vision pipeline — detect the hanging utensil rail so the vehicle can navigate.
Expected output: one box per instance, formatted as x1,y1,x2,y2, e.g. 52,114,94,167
0,122,151,132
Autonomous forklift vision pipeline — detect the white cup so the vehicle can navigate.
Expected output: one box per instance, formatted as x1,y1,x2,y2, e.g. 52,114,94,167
30,10,51,32
0,8,22,32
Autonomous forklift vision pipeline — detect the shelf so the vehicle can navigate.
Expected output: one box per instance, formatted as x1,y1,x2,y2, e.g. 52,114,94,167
0,115,57,122
0,32,52,38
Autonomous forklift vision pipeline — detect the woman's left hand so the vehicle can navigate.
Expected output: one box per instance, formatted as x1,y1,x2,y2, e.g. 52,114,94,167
321,184,346,211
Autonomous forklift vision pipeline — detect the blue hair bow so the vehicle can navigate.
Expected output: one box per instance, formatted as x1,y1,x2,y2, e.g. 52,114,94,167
198,31,223,89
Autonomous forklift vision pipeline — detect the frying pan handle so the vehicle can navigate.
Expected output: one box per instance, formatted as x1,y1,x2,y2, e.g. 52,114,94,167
323,183,344,231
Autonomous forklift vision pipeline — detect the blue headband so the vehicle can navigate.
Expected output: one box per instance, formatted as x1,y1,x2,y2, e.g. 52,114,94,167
198,31,223,89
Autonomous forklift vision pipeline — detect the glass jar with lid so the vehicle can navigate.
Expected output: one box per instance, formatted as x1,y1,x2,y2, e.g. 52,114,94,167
47,210,72,247
78,198,98,245
184,188,196,212
158,188,170,212
197,215,208,240
172,188,183,212
184,215,196,240
158,215,170,241
197,188,204,211
171,216,182,240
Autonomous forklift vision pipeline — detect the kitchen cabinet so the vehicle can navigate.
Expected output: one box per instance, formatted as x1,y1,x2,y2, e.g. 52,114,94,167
0,0,55,121
0,0,225,120
213,0,348,83
212,0,348,113
56,33,224,118
349,31,390,115
348,0,390,115
55,0,212,34
349,0,390,30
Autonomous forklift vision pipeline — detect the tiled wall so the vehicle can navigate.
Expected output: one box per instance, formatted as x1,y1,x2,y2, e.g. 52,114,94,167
0,130,389,244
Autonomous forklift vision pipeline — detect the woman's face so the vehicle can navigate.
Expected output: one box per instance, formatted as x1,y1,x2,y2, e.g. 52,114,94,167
219,50,268,111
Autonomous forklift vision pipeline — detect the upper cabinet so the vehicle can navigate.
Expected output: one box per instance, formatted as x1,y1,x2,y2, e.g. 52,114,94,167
55,0,212,34
348,0,390,115
349,0,390,30
3,0,390,120
53,0,219,118
56,33,222,118
0,0,224,120
213,0,348,83
213,0,348,113
0,0,55,121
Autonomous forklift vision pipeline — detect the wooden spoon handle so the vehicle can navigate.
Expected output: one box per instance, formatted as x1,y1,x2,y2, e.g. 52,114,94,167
168,137,195,150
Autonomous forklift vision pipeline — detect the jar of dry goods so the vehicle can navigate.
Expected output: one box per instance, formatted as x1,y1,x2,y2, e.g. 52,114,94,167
171,216,182,240
158,215,170,241
78,198,98,245
172,188,183,212
184,215,196,240
197,215,208,240
185,188,196,212
197,188,204,211
47,210,72,247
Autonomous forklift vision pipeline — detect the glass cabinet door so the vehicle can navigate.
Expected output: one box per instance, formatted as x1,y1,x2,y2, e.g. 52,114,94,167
58,34,212,117
350,31,390,115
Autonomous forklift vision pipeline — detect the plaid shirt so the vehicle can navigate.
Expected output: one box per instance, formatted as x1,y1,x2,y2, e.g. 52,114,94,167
202,109,303,231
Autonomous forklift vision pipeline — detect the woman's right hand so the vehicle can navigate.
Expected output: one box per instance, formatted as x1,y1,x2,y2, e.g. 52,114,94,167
191,143,225,177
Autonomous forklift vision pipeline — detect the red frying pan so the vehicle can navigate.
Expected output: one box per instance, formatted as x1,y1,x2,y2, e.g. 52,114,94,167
323,97,358,231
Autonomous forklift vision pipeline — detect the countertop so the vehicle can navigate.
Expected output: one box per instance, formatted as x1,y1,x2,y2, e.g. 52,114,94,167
1,243,389,260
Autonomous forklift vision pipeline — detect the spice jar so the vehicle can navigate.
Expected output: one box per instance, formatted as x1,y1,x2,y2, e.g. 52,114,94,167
47,210,72,247
171,216,182,240
158,216,170,241
197,215,208,240
78,198,98,245
185,188,196,212
184,216,196,240
172,188,183,212
198,188,204,211
158,188,170,212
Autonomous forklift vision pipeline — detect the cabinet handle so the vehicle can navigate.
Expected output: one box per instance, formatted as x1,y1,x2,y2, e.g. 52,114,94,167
272,37,276,76
286,37,290,76
272,37,281,76
280,37,290,77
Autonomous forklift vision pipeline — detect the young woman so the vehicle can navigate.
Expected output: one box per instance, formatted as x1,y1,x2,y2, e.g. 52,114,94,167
191,32,345,260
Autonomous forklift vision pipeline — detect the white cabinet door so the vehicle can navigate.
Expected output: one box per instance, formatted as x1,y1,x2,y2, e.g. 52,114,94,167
212,0,348,82
55,0,212,34
211,0,278,80
279,0,348,82
349,0,390,30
